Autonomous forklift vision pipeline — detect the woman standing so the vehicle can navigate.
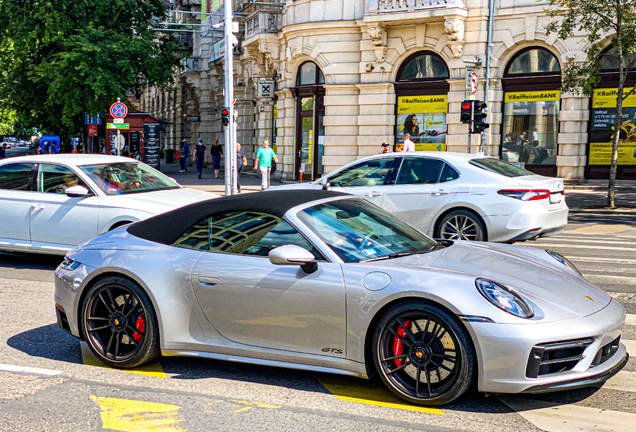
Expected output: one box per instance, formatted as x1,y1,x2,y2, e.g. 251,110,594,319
210,138,223,179
195,138,207,179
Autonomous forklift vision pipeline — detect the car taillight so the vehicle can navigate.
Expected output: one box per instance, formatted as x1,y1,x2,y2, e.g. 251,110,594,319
498,189,550,201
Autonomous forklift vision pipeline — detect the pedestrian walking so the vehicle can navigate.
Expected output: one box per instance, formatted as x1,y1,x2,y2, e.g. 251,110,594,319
210,138,223,179
195,138,207,179
179,140,188,172
0,143,6,160
402,132,415,152
236,142,247,192
254,139,278,190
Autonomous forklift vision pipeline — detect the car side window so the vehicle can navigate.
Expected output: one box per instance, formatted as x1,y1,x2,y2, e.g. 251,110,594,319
0,163,34,191
439,163,460,183
37,164,88,194
173,211,325,260
328,158,396,187
396,158,444,185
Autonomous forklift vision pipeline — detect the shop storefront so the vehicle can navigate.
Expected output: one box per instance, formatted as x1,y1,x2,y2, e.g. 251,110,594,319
501,48,562,177
104,113,162,169
395,52,449,151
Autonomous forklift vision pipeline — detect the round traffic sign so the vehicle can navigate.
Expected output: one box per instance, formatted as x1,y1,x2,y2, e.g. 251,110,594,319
110,102,128,119
470,72,478,95
113,134,125,151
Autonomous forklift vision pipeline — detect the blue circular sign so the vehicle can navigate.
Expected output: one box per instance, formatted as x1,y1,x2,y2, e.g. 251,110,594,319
110,102,128,118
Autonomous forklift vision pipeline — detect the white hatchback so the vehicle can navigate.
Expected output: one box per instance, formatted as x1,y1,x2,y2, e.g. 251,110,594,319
270,152,568,243
0,154,217,255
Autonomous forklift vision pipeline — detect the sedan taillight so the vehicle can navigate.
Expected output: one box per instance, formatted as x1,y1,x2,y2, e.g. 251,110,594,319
497,189,550,201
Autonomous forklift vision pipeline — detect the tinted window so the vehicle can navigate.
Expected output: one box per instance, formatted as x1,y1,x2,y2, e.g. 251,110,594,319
470,158,534,177
328,158,396,187
173,211,324,260
506,49,560,75
79,162,179,195
0,163,33,190
396,158,444,185
440,163,460,182
399,54,449,80
38,164,88,194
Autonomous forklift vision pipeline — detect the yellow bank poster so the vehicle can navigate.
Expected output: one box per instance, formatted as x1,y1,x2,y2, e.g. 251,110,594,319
592,88,636,108
504,90,561,103
589,142,636,165
397,95,447,149
589,87,636,165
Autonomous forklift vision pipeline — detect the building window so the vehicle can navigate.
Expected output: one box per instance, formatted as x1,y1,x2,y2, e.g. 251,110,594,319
294,61,325,181
297,61,325,86
395,52,450,152
501,48,562,177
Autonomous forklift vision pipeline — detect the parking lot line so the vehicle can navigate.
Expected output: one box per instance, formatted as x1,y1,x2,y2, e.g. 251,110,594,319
0,363,62,376
90,395,184,432
316,374,445,415
81,342,167,378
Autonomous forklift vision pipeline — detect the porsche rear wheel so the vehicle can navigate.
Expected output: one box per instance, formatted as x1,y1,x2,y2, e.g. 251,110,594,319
81,276,160,368
372,301,475,406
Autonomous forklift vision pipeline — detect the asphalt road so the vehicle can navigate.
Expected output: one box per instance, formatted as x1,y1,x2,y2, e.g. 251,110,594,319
1,212,636,432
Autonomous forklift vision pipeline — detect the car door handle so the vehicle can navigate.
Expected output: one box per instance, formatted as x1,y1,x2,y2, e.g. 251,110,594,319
430,190,450,196
31,204,46,210
198,276,223,287
365,192,383,197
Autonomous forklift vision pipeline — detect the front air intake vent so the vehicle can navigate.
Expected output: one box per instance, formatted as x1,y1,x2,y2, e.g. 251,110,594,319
526,338,594,378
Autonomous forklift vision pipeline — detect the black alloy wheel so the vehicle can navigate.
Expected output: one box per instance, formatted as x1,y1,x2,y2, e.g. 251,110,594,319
81,276,159,368
373,301,475,406
437,209,485,241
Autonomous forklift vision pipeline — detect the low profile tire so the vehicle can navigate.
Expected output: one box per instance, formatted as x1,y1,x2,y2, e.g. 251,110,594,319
372,301,475,406
436,209,485,241
81,276,160,369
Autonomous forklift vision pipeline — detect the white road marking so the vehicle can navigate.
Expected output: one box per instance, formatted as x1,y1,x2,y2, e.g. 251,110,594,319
537,238,636,245
622,339,636,356
527,244,636,252
0,363,62,376
584,274,636,284
562,256,636,265
604,371,636,393
626,314,636,326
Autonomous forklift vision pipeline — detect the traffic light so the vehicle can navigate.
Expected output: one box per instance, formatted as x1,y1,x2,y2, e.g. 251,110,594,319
473,101,489,133
460,101,473,124
182,114,187,120
221,107,230,126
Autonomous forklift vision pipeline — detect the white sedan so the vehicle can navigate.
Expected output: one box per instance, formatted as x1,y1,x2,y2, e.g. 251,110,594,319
271,152,568,243
0,154,217,255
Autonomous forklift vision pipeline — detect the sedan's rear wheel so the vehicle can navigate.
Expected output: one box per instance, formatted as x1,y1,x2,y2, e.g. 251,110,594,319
437,210,485,241
372,301,475,406
81,276,159,368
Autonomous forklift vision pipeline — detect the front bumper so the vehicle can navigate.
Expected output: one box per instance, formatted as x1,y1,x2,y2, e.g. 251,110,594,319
54,261,96,338
468,298,627,394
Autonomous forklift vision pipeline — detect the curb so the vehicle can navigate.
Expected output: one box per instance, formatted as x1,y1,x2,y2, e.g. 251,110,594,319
569,209,636,214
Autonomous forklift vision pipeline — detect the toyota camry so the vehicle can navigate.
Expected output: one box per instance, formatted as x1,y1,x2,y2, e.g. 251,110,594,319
54,190,627,406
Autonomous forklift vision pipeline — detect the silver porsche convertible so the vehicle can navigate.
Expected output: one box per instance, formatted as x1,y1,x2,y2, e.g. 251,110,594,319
54,190,627,406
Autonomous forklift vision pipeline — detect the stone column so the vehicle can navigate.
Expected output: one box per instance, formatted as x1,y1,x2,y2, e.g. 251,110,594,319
275,88,296,180
323,85,360,173
557,94,589,181
356,83,395,157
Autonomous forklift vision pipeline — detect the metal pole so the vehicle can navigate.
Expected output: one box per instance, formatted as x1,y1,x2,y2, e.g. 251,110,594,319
223,0,234,196
232,113,238,194
467,128,472,154
482,0,495,154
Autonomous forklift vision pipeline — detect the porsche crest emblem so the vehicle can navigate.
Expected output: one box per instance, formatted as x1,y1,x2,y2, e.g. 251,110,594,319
585,295,595,302
114,318,120,325
415,351,424,359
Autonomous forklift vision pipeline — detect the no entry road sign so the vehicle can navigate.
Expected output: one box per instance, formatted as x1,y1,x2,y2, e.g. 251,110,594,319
470,72,478,95
110,102,128,119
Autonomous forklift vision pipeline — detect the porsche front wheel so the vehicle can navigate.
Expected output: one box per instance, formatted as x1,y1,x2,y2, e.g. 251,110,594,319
81,276,160,368
372,301,475,406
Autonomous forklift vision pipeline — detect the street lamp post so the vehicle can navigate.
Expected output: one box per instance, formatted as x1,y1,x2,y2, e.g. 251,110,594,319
223,0,235,196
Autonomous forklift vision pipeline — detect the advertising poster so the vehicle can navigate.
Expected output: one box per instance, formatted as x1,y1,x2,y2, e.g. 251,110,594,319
396,95,447,151
589,88,636,165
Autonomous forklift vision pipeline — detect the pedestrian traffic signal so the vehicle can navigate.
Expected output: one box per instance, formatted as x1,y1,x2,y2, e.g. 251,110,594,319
461,101,473,124
473,101,489,133
221,107,230,127
182,114,187,119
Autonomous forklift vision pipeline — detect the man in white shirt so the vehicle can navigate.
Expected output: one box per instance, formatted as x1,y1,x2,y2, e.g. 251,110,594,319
403,132,415,152
532,128,539,145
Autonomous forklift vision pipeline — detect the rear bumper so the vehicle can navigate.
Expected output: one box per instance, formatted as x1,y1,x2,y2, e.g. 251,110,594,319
486,204,568,243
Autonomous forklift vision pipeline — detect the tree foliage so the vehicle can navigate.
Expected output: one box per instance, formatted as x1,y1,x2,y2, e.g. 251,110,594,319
0,0,186,140
545,0,636,207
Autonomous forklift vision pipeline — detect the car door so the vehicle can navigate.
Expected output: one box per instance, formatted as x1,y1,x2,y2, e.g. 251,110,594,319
326,157,400,206
29,163,100,250
381,157,460,234
186,210,347,357
0,162,35,244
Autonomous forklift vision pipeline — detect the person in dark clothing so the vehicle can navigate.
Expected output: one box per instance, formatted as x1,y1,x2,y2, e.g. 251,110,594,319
195,138,207,179
210,138,223,179
0,143,6,159
179,140,188,172
518,139,531,164
236,142,247,192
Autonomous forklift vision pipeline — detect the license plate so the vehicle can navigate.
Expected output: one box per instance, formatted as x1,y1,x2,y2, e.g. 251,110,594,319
549,194,562,204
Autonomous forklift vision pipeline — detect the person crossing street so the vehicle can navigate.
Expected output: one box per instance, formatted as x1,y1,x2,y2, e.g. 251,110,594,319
253,139,278,190
194,138,207,179
236,142,248,192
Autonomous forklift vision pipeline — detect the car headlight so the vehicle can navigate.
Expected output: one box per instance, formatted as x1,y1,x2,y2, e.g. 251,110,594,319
475,278,534,319
546,250,582,276
59,257,81,271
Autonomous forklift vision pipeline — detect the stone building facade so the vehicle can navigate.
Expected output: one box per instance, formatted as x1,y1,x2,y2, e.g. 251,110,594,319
137,0,634,181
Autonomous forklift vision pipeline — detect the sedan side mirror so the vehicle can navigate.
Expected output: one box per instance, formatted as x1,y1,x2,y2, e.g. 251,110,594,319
269,245,318,274
65,185,91,198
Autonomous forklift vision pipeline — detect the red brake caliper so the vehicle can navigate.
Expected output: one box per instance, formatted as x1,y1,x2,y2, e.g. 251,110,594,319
133,313,145,343
392,320,411,367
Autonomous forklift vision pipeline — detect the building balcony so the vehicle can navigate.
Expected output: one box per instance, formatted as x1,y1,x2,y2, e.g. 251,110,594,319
366,0,467,23
244,8,283,42
180,57,202,75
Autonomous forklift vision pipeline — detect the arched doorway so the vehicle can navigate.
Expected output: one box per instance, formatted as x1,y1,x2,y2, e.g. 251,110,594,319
587,47,636,179
395,51,449,151
293,61,325,181
501,47,561,177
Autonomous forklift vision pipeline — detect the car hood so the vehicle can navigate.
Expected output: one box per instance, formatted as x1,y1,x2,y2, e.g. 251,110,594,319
384,241,610,319
99,188,219,215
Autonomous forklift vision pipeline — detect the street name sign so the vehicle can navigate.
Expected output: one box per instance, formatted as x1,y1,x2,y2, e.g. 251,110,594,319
107,123,129,130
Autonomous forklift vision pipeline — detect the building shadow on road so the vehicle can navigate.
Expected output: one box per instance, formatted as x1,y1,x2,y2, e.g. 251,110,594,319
7,323,83,365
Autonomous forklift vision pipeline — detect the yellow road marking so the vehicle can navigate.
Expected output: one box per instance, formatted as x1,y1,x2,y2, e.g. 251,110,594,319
90,395,184,432
317,375,445,415
81,342,167,378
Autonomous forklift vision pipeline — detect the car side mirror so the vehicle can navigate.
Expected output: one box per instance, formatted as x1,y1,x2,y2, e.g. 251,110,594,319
269,245,318,274
65,185,91,198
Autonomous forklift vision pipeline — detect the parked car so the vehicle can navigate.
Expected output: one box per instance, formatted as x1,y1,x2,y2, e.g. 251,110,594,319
4,147,35,158
0,154,217,255
55,190,626,406
270,152,568,243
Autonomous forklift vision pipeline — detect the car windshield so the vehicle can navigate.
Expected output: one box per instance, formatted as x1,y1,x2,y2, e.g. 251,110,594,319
469,157,535,177
79,162,180,195
296,198,438,263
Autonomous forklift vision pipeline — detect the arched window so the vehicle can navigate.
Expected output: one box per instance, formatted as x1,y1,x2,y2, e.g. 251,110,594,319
600,46,636,71
297,61,325,86
397,52,449,81
505,48,560,76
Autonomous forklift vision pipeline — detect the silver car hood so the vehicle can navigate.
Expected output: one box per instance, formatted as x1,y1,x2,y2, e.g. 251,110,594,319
385,241,611,318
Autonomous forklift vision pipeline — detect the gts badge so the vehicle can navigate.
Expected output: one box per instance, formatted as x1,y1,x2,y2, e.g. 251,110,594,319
322,348,343,354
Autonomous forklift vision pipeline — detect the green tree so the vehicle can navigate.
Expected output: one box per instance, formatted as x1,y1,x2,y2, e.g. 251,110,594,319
545,0,636,208
0,0,185,143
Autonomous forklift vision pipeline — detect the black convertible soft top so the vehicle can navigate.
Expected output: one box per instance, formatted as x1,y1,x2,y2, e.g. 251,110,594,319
127,189,348,245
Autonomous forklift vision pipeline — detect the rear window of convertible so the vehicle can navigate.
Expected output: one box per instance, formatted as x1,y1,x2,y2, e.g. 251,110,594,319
469,158,534,178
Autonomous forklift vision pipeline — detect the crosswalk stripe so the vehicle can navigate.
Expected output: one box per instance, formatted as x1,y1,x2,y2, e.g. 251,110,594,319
604,371,636,393
568,256,636,265
537,238,635,245
584,274,636,283
627,314,636,326
0,363,62,376
527,244,636,252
